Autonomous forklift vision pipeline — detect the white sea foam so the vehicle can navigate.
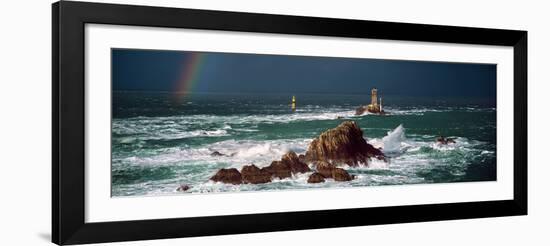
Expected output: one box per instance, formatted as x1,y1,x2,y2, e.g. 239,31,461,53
233,128,259,132
431,142,456,151
116,138,312,168
481,150,494,155
232,143,288,159
384,107,449,115
112,108,361,143
139,129,229,141
368,158,390,169
209,139,310,168
119,137,136,144
115,109,357,129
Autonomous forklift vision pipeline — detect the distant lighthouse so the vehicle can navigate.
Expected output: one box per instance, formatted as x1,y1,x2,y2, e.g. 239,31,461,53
291,95,296,111
371,88,378,106
366,88,381,113
355,87,387,115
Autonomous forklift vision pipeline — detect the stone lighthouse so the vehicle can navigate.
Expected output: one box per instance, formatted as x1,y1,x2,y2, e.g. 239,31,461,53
371,88,378,107
367,88,381,113
354,87,386,115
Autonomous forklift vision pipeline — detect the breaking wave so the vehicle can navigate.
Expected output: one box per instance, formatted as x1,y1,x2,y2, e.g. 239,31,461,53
381,124,406,153
115,138,312,168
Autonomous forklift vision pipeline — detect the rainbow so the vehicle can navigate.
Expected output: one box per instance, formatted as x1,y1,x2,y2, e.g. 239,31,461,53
175,52,205,100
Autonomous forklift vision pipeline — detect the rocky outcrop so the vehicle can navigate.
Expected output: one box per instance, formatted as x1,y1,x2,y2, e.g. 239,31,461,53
210,151,225,157
436,136,456,145
307,173,325,183
210,151,311,184
305,121,384,166
210,125,377,185
313,160,354,181
241,164,272,184
263,151,310,179
176,184,191,192
263,160,292,179
282,151,311,173
332,168,353,181
298,154,306,164
210,168,242,185
316,160,336,178
355,105,369,115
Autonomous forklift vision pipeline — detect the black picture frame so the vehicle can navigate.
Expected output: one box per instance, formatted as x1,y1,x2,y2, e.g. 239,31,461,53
52,1,527,245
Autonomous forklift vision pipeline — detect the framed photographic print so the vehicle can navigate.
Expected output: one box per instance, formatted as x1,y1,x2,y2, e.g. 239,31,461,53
52,1,527,245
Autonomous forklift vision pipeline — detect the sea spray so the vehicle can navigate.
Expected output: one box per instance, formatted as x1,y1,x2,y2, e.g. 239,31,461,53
368,158,389,169
233,143,288,159
382,124,406,153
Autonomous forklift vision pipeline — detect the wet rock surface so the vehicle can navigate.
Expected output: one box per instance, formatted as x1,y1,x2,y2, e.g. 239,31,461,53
210,168,242,185
241,164,272,184
305,121,384,166
307,173,326,183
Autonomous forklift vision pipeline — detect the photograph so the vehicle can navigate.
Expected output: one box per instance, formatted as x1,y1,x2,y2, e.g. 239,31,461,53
111,48,497,197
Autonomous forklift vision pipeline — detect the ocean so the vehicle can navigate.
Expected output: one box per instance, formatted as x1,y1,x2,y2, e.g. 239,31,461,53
111,91,496,197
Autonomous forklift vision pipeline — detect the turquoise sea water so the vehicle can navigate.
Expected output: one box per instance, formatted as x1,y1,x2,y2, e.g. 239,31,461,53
111,91,496,197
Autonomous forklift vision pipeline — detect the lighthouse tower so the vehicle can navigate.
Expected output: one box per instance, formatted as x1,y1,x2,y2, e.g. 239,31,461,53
371,88,378,106
366,88,381,113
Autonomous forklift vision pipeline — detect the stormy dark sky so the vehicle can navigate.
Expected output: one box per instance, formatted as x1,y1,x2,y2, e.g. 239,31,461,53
112,48,496,98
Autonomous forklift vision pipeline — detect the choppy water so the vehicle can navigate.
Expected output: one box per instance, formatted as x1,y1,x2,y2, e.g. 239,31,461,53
112,92,496,197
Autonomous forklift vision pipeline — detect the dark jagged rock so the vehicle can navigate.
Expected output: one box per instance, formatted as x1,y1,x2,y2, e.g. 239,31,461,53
332,168,353,181
241,164,272,184
355,105,369,115
263,151,310,179
298,154,306,164
210,151,225,157
281,151,311,173
313,160,353,182
305,121,384,166
316,160,336,178
263,161,292,179
176,184,191,192
210,168,242,185
307,173,326,183
436,136,456,145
